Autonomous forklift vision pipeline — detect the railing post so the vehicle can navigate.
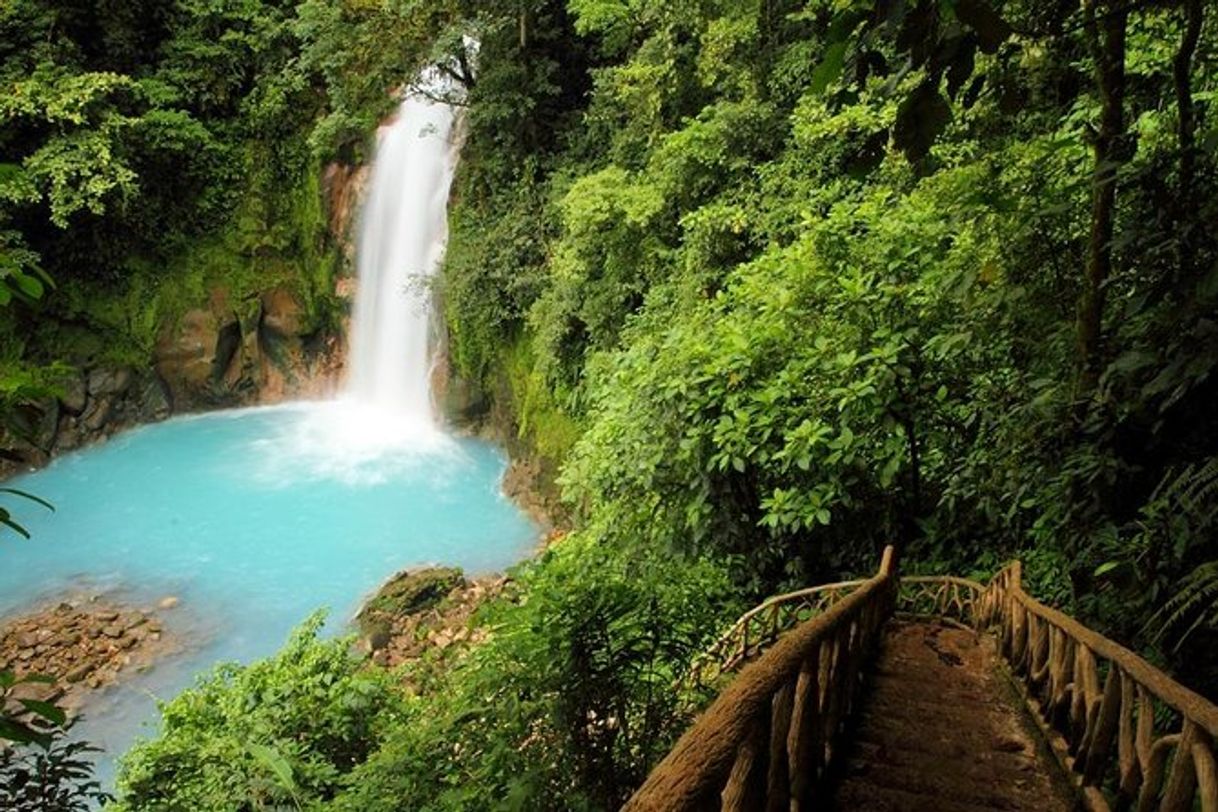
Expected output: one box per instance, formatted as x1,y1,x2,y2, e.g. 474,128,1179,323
879,544,896,578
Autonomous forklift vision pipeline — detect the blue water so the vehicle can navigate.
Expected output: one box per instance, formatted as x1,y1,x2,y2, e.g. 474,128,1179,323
0,402,537,783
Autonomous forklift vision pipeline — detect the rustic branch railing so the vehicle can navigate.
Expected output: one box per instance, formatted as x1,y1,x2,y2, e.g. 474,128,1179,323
978,561,1218,812
686,579,868,688
623,546,897,812
897,574,986,627
628,554,1218,812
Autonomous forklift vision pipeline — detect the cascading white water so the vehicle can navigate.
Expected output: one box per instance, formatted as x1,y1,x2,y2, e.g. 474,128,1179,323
345,76,459,426
266,76,462,481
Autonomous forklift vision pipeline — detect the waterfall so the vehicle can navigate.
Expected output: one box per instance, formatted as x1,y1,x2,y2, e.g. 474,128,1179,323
344,78,459,427
266,77,461,481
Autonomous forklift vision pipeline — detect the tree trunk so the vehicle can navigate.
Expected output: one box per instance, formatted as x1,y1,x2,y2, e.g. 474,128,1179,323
1173,0,1203,206
1077,0,1128,396
1172,0,1203,283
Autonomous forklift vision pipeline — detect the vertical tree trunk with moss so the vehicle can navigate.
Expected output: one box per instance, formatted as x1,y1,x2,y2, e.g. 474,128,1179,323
1077,0,1127,396
1173,0,1204,281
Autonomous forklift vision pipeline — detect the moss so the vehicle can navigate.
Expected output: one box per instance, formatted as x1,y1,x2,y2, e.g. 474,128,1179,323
502,335,581,464
356,567,466,639
26,149,345,371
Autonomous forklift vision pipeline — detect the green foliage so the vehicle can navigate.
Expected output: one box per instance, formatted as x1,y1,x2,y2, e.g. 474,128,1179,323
0,0,348,388
329,535,738,811
0,724,113,812
111,612,403,811
438,0,1218,691
1,669,110,811
3,0,1216,808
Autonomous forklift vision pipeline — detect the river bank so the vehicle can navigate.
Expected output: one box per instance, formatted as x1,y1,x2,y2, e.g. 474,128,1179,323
0,595,178,720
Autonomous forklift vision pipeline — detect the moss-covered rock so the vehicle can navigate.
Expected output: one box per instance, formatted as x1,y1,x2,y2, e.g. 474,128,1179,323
356,567,465,644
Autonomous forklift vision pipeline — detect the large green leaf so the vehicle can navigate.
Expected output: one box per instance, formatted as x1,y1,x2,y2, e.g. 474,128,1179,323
18,698,67,727
953,0,1012,54
893,82,952,161
809,42,848,95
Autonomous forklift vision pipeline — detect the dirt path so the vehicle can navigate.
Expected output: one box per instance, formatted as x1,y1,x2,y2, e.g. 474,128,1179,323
830,620,1077,812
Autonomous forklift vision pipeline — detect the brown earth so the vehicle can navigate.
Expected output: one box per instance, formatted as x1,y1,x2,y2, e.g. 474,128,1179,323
0,597,180,719
830,620,1076,812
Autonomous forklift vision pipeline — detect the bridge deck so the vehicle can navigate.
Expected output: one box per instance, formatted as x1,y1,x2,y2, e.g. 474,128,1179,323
831,620,1075,812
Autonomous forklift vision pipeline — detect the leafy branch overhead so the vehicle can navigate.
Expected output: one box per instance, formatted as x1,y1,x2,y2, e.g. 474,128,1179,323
807,0,1014,160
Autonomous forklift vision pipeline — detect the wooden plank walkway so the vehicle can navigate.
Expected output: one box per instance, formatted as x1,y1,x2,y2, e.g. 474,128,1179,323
830,620,1076,812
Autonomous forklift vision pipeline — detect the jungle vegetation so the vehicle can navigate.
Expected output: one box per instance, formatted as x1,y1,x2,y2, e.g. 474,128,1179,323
1,0,1216,809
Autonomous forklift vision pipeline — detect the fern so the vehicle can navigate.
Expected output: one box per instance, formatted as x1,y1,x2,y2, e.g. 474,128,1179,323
1141,457,1218,649
1145,457,1218,530
1150,562,1218,651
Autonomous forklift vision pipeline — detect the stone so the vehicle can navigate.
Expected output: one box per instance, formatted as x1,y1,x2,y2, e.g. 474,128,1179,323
364,623,391,652
81,395,114,432
59,372,88,415
356,567,465,636
87,367,133,397
260,287,306,337
993,736,1027,753
28,397,61,452
101,625,123,639
155,309,221,398
136,377,173,422
158,596,180,610
65,664,93,683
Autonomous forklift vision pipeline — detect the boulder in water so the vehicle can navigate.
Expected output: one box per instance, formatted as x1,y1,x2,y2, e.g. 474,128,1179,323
359,567,465,626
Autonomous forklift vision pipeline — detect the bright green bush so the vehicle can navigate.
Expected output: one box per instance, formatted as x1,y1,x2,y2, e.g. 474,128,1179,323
330,533,739,811
110,614,403,811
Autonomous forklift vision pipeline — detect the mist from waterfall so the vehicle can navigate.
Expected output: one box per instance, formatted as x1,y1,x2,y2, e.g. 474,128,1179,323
345,77,459,428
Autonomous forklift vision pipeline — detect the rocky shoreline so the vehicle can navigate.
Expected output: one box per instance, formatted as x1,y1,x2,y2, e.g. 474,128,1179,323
355,567,512,674
0,596,179,719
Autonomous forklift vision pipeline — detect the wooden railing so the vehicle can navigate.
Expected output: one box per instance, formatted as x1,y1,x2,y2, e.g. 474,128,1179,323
686,579,867,688
628,555,1218,812
978,561,1218,812
623,546,897,812
897,574,986,627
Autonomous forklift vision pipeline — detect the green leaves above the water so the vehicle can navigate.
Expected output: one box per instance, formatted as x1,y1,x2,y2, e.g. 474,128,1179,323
0,670,60,748
0,489,55,540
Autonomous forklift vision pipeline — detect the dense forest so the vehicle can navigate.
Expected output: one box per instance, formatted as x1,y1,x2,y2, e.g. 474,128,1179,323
2,0,1217,809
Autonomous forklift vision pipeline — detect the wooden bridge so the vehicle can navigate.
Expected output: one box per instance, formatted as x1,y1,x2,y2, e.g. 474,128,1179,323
623,547,1218,812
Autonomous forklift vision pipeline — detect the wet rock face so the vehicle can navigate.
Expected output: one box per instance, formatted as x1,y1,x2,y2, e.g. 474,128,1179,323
0,364,179,476
59,373,88,415
87,367,133,397
147,285,344,413
155,308,226,399
321,161,371,250
0,598,176,718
